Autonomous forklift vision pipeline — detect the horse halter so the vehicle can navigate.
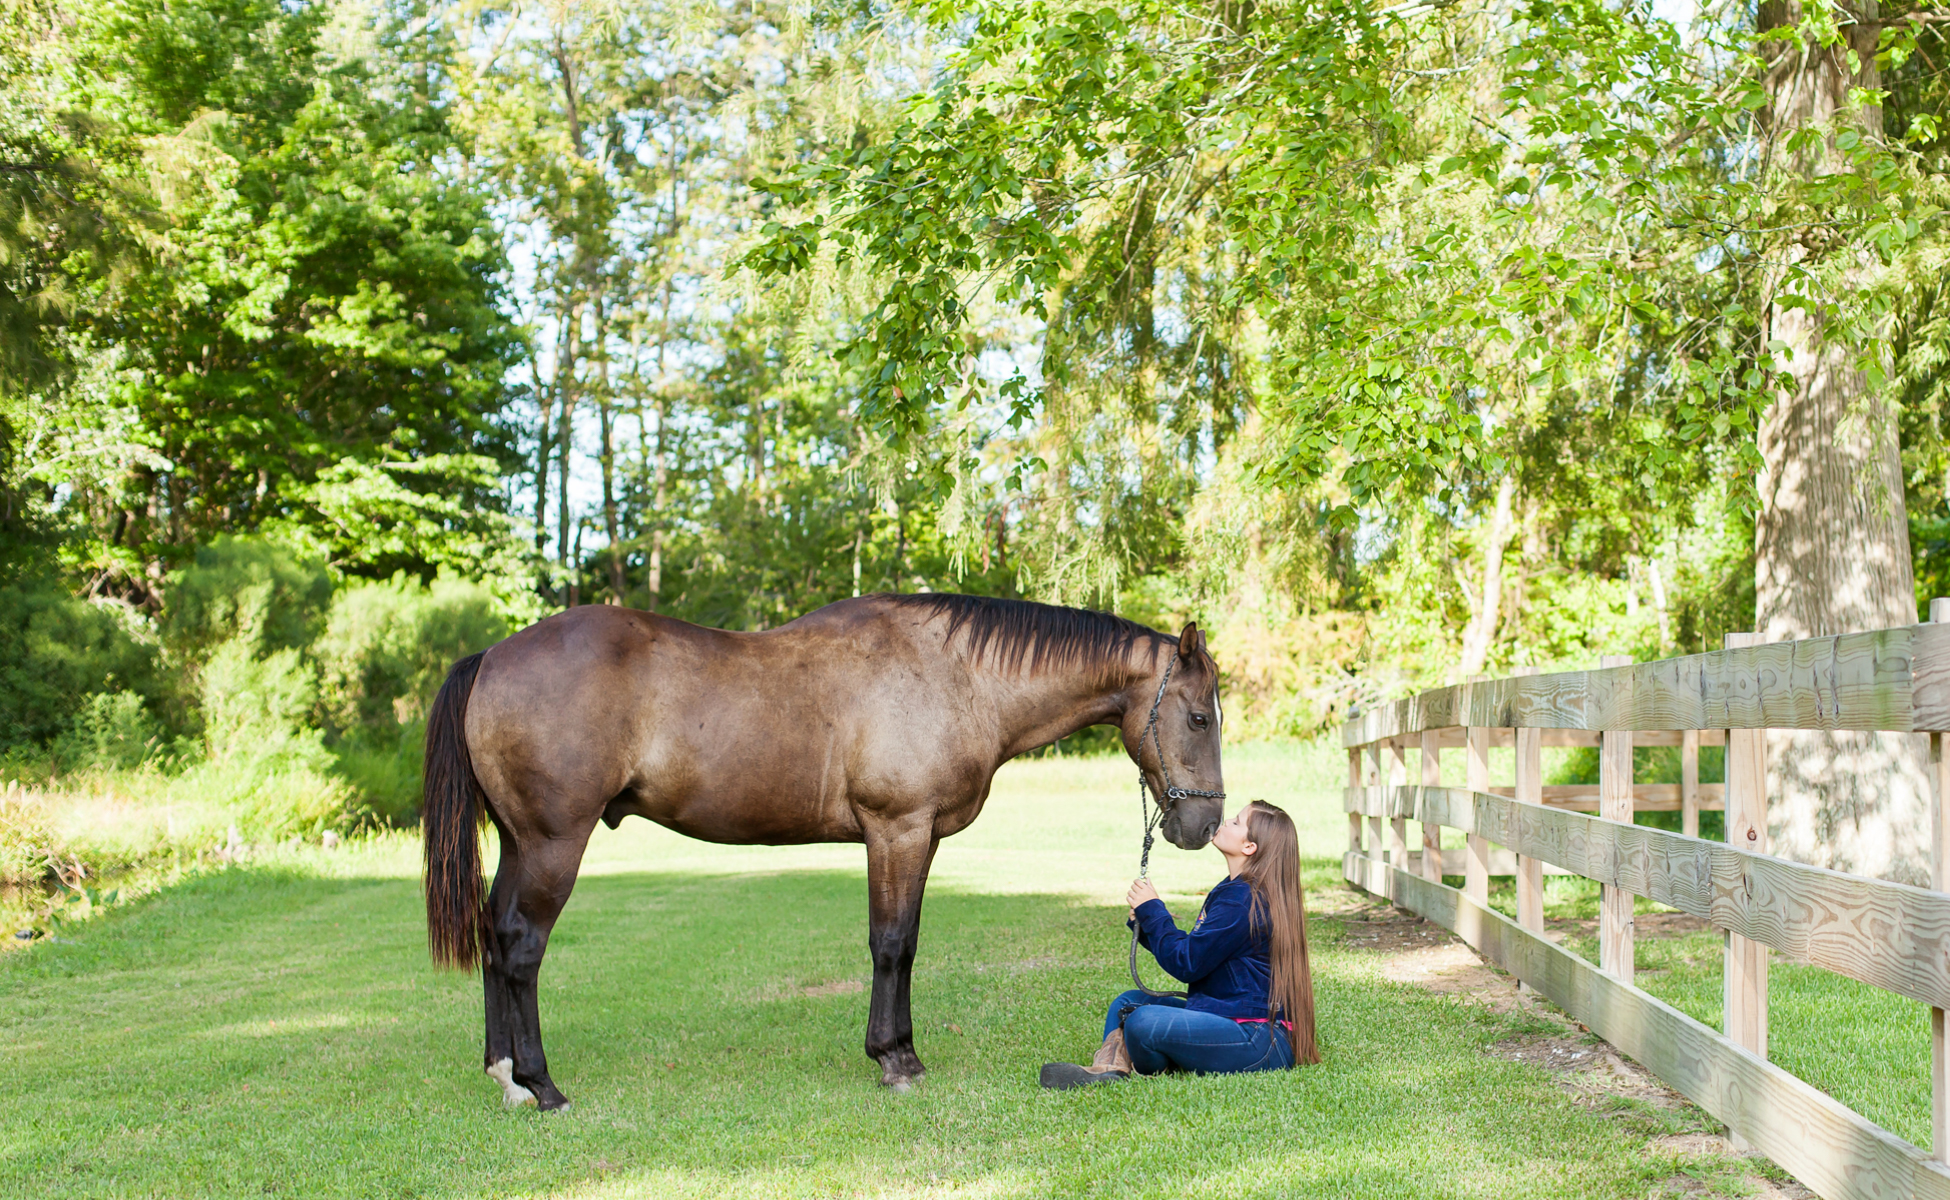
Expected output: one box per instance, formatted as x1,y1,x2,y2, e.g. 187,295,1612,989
1135,651,1227,855
1129,649,1226,999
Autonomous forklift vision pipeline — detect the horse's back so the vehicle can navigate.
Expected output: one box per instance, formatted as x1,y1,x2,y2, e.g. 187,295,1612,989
464,600,992,846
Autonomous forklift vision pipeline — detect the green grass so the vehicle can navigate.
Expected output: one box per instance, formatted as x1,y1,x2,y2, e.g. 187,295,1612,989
0,741,1751,1198
1624,928,1934,1150
1472,868,1935,1153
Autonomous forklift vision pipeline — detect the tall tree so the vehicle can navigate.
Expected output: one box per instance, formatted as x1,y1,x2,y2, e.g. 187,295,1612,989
1754,2,1930,882
3,0,524,594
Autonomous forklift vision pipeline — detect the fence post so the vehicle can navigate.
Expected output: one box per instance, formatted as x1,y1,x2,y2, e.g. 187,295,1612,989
1513,666,1544,937
1465,676,1491,907
1932,598,1950,1163
1723,630,1768,1119
1420,729,1442,881
1681,728,1700,840
1348,747,1363,856
1368,742,1386,866
1599,654,1634,983
1387,739,1409,867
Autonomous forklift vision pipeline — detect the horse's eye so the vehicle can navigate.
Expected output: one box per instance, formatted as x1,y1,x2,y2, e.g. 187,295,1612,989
1191,713,1209,730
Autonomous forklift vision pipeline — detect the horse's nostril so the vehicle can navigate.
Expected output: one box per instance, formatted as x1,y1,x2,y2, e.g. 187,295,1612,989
1201,820,1219,844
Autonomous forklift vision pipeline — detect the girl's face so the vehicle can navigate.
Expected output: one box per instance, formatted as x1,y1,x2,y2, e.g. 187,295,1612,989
1212,805,1257,861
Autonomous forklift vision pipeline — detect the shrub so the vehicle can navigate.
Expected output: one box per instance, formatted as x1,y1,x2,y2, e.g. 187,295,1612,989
191,635,353,836
314,574,508,734
0,781,58,888
0,582,160,749
162,536,333,659
200,638,321,765
52,691,165,771
330,723,424,827
174,753,354,837
309,575,504,826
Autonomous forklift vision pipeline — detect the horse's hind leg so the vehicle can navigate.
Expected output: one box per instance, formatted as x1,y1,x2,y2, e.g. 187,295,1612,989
482,836,533,1107
863,817,939,1090
489,833,588,1111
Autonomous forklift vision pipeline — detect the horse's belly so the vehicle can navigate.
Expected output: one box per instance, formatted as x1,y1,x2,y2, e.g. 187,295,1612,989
625,787,862,846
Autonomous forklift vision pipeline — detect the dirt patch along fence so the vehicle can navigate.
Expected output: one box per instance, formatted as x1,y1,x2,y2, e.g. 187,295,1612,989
1341,612,1950,1200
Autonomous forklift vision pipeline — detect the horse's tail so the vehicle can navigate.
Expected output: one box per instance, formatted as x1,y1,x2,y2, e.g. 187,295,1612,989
423,651,489,971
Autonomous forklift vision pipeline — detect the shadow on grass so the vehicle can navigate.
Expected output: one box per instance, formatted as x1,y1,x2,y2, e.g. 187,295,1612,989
0,864,1687,1200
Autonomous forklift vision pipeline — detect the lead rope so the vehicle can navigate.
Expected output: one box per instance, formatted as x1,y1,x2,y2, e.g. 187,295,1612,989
1129,776,1186,998
1126,653,1225,999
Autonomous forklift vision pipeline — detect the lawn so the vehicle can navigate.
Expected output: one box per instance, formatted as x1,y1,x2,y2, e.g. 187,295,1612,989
1604,919,1933,1151
3,742,1738,1199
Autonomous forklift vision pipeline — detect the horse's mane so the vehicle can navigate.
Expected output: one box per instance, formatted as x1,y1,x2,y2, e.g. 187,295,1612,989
884,593,1172,674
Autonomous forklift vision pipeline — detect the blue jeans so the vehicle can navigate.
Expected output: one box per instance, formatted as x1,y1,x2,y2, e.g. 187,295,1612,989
1104,989,1293,1076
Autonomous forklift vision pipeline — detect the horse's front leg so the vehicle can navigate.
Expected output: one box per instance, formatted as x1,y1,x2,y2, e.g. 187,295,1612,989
862,814,939,1090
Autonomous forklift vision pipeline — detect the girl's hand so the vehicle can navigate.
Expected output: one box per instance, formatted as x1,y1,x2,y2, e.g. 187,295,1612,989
1127,878,1160,910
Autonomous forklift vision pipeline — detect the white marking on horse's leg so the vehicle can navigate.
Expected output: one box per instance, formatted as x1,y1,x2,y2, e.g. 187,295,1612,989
485,1057,537,1108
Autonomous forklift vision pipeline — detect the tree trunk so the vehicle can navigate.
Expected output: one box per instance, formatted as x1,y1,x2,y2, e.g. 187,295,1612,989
534,366,553,556
646,268,676,613
1457,475,1516,678
555,299,580,573
594,297,624,603
749,394,766,504
1755,0,1928,885
1644,553,1671,653
648,391,668,611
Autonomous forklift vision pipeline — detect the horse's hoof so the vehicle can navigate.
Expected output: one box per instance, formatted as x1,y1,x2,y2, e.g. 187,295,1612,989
486,1058,538,1108
533,1081,572,1111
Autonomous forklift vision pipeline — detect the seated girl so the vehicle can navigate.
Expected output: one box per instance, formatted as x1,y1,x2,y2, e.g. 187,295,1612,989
1040,800,1320,1087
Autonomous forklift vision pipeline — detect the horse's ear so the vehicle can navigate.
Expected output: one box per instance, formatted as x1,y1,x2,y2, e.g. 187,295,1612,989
1177,622,1204,661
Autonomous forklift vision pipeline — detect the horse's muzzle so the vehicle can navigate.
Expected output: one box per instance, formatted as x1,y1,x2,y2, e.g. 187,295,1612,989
1161,802,1223,850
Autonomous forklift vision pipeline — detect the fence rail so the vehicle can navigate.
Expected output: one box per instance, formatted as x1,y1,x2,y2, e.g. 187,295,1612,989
1342,623,1950,747
1339,617,1950,1200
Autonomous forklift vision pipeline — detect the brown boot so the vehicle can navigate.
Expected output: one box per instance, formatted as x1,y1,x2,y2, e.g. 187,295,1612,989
1039,1030,1132,1090
1091,1028,1132,1075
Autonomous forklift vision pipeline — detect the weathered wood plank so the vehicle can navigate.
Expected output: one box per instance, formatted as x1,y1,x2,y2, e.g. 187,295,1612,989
1515,665,1545,937
1932,599,1950,1163
1600,660,1635,984
1349,782,1950,1011
1343,852,1950,1200
1347,784,1729,816
1429,728,1728,748
1419,729,1442,884
1343,623,1950,746
1485,783,1728,802
1466,721,1491,906
1724,632,1768,1069
1479,783,1727,809
1387,740,1409,867
1414,847,1576,877
1346,748,1362,854
1914,620,1950,733
1682,728,1701,840
1367,743,1385,870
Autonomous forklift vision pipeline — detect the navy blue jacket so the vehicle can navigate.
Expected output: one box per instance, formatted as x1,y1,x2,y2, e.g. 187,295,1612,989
1129,874,1273,1021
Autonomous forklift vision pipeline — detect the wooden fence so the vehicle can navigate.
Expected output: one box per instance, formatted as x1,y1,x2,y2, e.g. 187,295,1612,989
1340,613,1950,1200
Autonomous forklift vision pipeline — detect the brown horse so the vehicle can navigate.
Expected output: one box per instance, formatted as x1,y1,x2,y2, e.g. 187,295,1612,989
421,592,1226,1110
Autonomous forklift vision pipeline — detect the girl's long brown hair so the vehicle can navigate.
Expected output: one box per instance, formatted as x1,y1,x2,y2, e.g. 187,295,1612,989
1238,801,1321,1065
